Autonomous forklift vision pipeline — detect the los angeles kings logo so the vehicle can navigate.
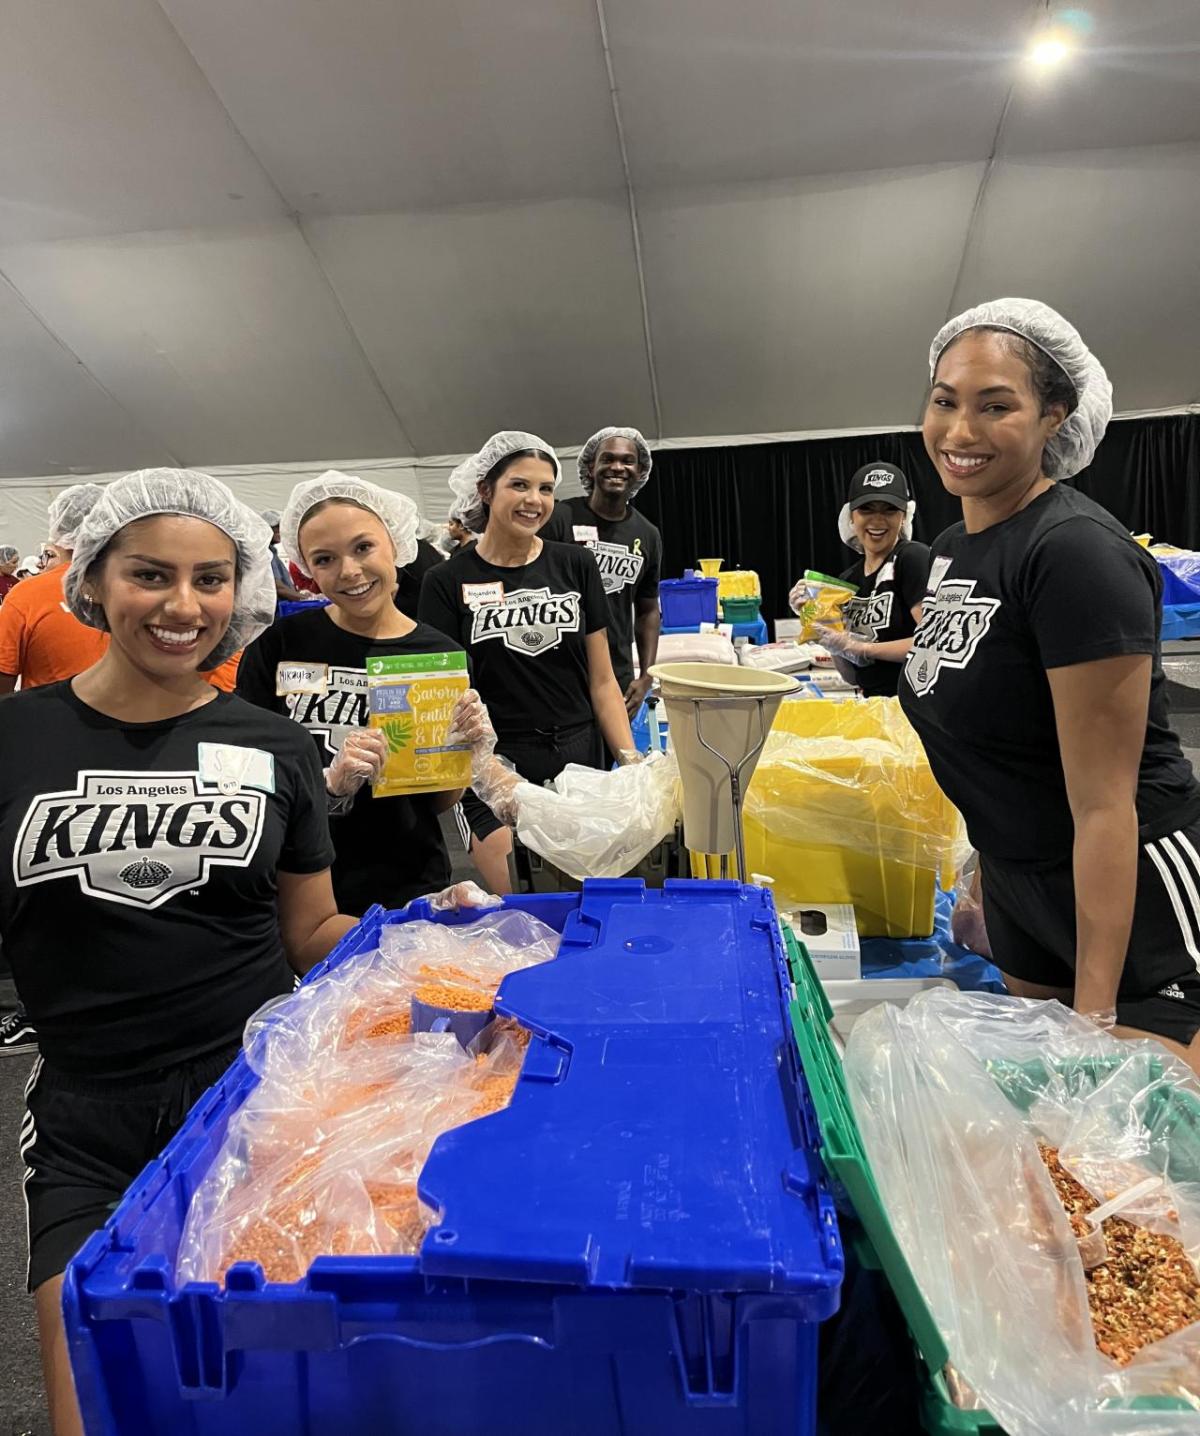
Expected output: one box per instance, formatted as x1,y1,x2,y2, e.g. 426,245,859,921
469,587,582,655
904,579,1000,697
286,664,367,763
587,541,644,596
14,772,265,909
846,591,894,639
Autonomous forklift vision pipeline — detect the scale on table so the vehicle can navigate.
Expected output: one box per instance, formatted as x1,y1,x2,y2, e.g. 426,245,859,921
649,661,799,881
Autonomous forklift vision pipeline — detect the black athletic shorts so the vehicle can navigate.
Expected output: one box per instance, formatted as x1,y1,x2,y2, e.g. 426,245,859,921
981,817,1200,1046
20,1041,240,1291
454,720,605,847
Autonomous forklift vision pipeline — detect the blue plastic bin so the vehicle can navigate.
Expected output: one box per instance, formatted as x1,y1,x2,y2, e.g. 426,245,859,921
64,881,842,1436
276,597,330,619
1163,602,1200,641
659,573,718,628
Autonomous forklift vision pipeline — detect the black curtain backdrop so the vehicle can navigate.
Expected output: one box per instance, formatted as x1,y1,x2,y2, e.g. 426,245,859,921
636,415,1200,624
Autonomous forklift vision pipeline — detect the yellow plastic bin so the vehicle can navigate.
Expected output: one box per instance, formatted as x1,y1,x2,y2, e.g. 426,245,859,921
716,569,761,602
688,697,965,938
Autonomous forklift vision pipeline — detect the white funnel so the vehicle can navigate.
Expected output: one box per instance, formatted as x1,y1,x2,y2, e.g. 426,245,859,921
649,662,799,858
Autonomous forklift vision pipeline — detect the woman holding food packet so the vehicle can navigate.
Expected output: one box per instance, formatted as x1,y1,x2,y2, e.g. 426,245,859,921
897,298,1200,1070
419,432,635,814
238,472,495,914
789,463,929,697
0,468,495,1436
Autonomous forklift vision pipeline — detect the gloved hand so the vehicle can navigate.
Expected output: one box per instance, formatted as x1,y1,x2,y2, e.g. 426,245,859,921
787,577,813,617
428,880,503,913
471,753,524,827
325,728,388,797
813,625,872,666
448,688,496,758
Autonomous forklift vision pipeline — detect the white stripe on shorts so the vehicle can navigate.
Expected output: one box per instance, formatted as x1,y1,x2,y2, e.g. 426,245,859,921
1145,834,1200,972
19,1057,43,1290
452,800,471,852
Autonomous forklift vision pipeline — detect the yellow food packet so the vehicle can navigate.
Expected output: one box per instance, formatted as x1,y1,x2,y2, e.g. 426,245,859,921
366,651,471,797
795,570,858,642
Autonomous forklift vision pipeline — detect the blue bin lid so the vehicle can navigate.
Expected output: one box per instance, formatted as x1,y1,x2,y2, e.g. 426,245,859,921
418,879,841,1305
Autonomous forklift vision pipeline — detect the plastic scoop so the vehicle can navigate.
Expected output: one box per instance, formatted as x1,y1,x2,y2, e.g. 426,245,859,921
1077,1175,1165,1269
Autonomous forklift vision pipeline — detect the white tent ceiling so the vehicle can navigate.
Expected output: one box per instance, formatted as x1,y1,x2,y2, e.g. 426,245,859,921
0,0,1195,495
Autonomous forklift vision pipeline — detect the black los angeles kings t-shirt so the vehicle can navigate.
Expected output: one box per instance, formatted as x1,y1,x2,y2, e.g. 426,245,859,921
0,684,334,1077
237,607,461,913
900,483,1200,864
840,540,930,698
418,541,609,734
541,497,662,690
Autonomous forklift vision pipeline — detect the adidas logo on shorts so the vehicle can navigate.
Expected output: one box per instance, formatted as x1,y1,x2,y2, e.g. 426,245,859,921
1158,982,1186,1001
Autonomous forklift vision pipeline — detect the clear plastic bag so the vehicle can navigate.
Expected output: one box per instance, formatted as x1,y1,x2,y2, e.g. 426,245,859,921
744,697,969,876
843,988,1200,1435
513,751,682,880
176,911,559,1285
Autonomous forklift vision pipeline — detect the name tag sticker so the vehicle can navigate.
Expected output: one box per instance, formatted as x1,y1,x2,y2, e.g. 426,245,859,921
462,581,504,608
198,743,276,795
276,661,328,697
572,524,600,543
927,556,953,595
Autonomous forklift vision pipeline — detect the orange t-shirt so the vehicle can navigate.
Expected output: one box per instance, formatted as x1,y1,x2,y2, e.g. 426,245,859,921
203,651,243,692
0,566,108,687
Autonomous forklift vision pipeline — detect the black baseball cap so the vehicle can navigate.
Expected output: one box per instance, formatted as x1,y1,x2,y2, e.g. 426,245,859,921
847,462,909,512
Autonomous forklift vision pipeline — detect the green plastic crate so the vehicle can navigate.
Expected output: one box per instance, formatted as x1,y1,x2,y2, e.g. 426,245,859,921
782,928,961,1398
782,924,1200,1436
719,596,762,624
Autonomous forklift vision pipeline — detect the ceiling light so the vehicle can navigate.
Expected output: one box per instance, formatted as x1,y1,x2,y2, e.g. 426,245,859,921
1027,30,1072,68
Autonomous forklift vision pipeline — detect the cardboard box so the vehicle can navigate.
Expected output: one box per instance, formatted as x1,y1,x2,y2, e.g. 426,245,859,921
784,903,861,980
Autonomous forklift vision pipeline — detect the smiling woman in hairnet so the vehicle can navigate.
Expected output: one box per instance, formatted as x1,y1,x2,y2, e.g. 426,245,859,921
900,298,1200,1070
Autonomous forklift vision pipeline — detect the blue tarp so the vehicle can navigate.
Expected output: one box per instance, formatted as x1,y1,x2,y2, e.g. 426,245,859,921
860,887,1005,993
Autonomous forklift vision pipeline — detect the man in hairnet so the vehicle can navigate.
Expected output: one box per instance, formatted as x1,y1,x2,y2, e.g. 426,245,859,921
541,427,662,717
262,509,306,604
0,485,110,698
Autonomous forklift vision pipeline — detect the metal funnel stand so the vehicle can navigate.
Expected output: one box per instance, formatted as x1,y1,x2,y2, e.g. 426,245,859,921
648,663,800,883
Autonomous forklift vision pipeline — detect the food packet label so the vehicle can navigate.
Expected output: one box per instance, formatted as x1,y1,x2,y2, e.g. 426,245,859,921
366,651,471,797
796,569,857,642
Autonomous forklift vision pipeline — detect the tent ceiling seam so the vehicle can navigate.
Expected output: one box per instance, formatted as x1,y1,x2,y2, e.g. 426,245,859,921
0,263,183,468
594,0,664,441
149,0,419,458
918,0,1044,424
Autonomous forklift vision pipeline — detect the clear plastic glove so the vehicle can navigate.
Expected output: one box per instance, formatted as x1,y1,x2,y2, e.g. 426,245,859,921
813,625,872,666
1078,1007,1118,1032
616,749,647,766
447,688,496,757
427,880,503,913
471,752,524,828
325,728,388,797
787,577,811,616
950,866,992,959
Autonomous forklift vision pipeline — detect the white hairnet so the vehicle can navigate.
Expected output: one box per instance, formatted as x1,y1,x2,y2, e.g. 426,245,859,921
18,554,40,574
65,468,276,670
929,298,1113,480
260,509,281,528
48,483,107,549
448,433,561,534
0,545,18,565
577,426,653,493
279,470,420,578
838,501,916,553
